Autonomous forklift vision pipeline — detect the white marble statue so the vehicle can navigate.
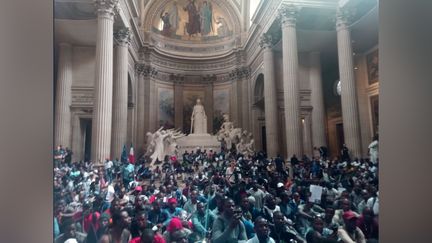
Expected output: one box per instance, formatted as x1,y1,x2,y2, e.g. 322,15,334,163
146,127,185,164
190,98,207,134
216,114,246,150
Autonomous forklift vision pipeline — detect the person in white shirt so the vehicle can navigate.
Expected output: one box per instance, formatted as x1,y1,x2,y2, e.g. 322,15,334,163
368,135,379,165
366,191,379,216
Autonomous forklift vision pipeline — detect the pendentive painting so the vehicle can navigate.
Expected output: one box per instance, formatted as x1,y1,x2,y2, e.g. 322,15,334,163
183,90,205,134
370,95,379,136
213,89,230,134
366,49,379,85
158,87,175,129
153,0,233,41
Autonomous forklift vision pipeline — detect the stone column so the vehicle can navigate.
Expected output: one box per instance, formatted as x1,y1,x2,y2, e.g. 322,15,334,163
91,0,118,164
230,80,239,127
259,33,279,158
279,5,303,158
111,28,130,159
54,43,73,148
241,75,250,131
174,82,184,130
336,9,362,158
309,52,327,148
302,114,313,157
135,64,146,155
205,83,214,133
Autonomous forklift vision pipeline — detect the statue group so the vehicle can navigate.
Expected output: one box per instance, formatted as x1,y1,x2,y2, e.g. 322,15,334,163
145,100,254,165
216,114,254,156
145,127,186,164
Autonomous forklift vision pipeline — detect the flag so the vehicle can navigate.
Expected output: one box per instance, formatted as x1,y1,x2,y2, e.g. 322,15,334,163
121,144,128,163
128,144,135,164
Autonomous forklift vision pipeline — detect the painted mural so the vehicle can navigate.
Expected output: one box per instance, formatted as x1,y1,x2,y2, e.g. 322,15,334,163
367,49,379,85
213,89,230,133
153,0,233,41
183,90,205,134
158,88,175,129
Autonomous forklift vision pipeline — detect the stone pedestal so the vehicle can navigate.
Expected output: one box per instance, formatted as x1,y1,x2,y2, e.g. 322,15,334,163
176,134,220,155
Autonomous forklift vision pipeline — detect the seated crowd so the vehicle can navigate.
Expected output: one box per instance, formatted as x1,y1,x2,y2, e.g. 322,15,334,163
53,144,379,243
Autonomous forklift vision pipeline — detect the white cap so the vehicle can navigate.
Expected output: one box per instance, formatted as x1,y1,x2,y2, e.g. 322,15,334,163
277,182,284,188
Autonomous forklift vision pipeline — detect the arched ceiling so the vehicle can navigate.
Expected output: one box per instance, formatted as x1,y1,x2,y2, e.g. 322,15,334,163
142,0,243,58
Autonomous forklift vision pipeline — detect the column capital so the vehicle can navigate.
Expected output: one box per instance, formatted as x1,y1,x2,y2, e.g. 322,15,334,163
278,4,300,28
259,33,273,49
135,64,157,78
94,0,119,18
336,7,356,30
115,28,131,46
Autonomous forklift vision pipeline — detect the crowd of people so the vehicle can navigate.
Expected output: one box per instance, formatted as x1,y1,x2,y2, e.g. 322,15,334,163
53,141,379,243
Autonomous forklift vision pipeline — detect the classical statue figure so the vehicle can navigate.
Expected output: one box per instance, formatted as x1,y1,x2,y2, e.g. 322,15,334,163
190,98,207,134
147,127,185,164
216,114,241,149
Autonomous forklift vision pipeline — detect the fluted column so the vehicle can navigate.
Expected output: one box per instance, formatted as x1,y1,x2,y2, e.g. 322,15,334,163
111,28,130,159
136,64,147,154
54,43,73,148
336,9,362,158
309,52,327,148
241,76,250,131
91,0,118,164
279,5,303,158
259,34,279,158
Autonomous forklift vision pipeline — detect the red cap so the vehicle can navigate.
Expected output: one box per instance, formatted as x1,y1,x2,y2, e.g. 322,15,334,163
135,186,142,192
168,197,177,204
343,211,358,220
166,217,183,233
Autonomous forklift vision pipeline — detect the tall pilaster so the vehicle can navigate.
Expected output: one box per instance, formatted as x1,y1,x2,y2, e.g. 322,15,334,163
279,5,303,158
205,83,214,134
302,114,313,157
174,82,184,130
91,0,118,164
111,28,130,159
309,52,327,148
336,8,362,158
259,33,279,158
54,43,73,148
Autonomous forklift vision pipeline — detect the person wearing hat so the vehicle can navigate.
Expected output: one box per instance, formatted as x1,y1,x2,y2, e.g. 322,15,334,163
163,198,186,227
337,211,366,243
163,217,192,243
